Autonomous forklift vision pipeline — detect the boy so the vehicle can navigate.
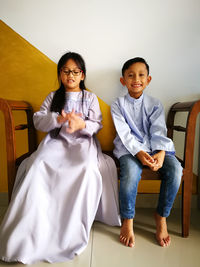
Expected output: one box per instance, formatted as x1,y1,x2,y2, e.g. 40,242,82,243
111,57,182,248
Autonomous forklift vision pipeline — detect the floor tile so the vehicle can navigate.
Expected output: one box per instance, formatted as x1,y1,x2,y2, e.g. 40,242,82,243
91,208,200,267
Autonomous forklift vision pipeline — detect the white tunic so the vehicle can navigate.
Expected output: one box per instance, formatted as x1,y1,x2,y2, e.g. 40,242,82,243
0,90,121,264
111,93,175,159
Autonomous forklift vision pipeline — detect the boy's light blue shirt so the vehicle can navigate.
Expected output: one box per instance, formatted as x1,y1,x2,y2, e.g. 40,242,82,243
111,93,175,159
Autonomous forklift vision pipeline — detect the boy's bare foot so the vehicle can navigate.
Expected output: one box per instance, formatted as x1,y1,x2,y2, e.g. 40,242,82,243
154,212,171,247
120,218,135,247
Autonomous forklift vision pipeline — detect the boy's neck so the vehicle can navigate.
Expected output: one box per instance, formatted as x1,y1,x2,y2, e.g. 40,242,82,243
128,92,144,99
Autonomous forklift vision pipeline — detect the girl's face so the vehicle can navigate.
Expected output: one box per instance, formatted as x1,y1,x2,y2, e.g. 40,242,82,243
59,59,85,92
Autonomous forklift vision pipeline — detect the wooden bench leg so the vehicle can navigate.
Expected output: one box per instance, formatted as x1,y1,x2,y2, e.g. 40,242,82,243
182,172,193,237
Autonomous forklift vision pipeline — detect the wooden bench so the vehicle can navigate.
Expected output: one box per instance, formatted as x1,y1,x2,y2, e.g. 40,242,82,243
0,98,37,200
0,97,200,237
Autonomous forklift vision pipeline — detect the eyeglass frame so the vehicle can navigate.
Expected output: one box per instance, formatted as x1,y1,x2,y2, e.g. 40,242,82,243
61,68,83,76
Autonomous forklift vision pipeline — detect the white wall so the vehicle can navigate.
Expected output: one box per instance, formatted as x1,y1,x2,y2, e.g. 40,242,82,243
0,0,200,172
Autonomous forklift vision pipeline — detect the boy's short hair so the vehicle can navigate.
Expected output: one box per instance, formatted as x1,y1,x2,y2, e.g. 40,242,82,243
122,57,149,76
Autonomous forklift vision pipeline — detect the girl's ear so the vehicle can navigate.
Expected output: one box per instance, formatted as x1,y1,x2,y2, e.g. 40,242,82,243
120,77,126,86
147,75,152,84
81,72,85,81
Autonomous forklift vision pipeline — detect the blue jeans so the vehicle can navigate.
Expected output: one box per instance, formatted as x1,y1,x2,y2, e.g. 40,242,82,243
119,154,182,218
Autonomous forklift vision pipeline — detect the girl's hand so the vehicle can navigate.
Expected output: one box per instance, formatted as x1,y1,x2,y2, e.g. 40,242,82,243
151,150,165,171
57,109,68,124
66,109,86,134
136,150,155,168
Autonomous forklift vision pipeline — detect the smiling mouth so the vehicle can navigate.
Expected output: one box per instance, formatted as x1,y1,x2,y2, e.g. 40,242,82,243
132,84,142,88
67,79,74,83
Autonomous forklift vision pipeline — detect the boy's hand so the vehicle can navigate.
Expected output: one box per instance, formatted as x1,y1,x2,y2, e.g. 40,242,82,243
136,150,165,171
136,151,155,168
151,150,165,171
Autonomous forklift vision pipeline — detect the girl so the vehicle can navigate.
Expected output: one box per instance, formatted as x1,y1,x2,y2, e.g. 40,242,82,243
0,52,121,264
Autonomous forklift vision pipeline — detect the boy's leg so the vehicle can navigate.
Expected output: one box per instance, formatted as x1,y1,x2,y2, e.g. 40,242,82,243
119,154,143,247
156,155,182,246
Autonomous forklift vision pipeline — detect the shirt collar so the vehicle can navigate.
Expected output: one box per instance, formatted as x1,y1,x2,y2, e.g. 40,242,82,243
65,91,82,100
126,93,144,105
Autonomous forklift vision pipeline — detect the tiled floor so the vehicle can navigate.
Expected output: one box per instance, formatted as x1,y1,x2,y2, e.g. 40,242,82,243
0,207,200,267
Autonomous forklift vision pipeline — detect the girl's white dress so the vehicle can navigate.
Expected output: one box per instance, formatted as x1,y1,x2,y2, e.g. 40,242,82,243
0,91,121,264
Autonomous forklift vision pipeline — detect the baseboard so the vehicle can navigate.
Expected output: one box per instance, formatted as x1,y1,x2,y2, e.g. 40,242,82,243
0,192,198,209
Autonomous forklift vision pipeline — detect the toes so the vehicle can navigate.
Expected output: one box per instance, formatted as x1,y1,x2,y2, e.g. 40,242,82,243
125,238,130,247
156,235,171,247
119,235,127,245
128,236,135,247
119,235,135,247
159,239,166,247
164,236,171,246
120,235,129,247
156,235,166,247
129,241,135,248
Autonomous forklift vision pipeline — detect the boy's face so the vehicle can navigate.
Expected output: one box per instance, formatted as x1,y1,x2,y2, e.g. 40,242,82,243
120,62,151,99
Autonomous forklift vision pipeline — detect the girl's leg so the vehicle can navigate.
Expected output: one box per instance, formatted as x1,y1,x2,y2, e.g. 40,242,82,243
156,155,182,246
119,154,143,247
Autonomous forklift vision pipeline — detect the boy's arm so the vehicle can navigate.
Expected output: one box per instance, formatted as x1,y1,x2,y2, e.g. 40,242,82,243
149,101,175,153
111,101,145,156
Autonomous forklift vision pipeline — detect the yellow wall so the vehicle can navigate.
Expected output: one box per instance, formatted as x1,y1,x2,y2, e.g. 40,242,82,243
0,20,55,191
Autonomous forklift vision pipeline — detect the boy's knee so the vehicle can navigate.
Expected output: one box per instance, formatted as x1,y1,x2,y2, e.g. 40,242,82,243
172,158,183,180
120,154,142,170
165,156,182,171
170,161,182,188
161,156,183,185
120,155,142,179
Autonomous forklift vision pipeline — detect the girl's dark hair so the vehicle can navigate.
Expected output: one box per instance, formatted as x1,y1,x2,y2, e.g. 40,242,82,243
50,52,86,137
122,57,149,76
50,52,86,113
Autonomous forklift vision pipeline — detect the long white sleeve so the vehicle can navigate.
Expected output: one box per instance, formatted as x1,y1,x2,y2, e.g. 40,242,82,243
33,92,61,132
148,100,175,152
111,100,145,157
79,94,102,137
33,91,102,137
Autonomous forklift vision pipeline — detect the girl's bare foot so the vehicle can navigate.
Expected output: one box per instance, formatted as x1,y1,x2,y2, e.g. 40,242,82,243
120,218,135,247
154,212,171,247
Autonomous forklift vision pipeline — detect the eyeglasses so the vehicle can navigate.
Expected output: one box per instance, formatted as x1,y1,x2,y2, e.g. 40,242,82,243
61,68,83,76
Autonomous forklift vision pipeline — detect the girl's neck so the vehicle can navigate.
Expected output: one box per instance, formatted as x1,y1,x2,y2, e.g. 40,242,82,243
65,88,81,92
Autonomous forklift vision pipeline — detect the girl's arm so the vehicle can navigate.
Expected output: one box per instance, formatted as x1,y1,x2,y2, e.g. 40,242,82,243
79,94,102,137
33,92,62,132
